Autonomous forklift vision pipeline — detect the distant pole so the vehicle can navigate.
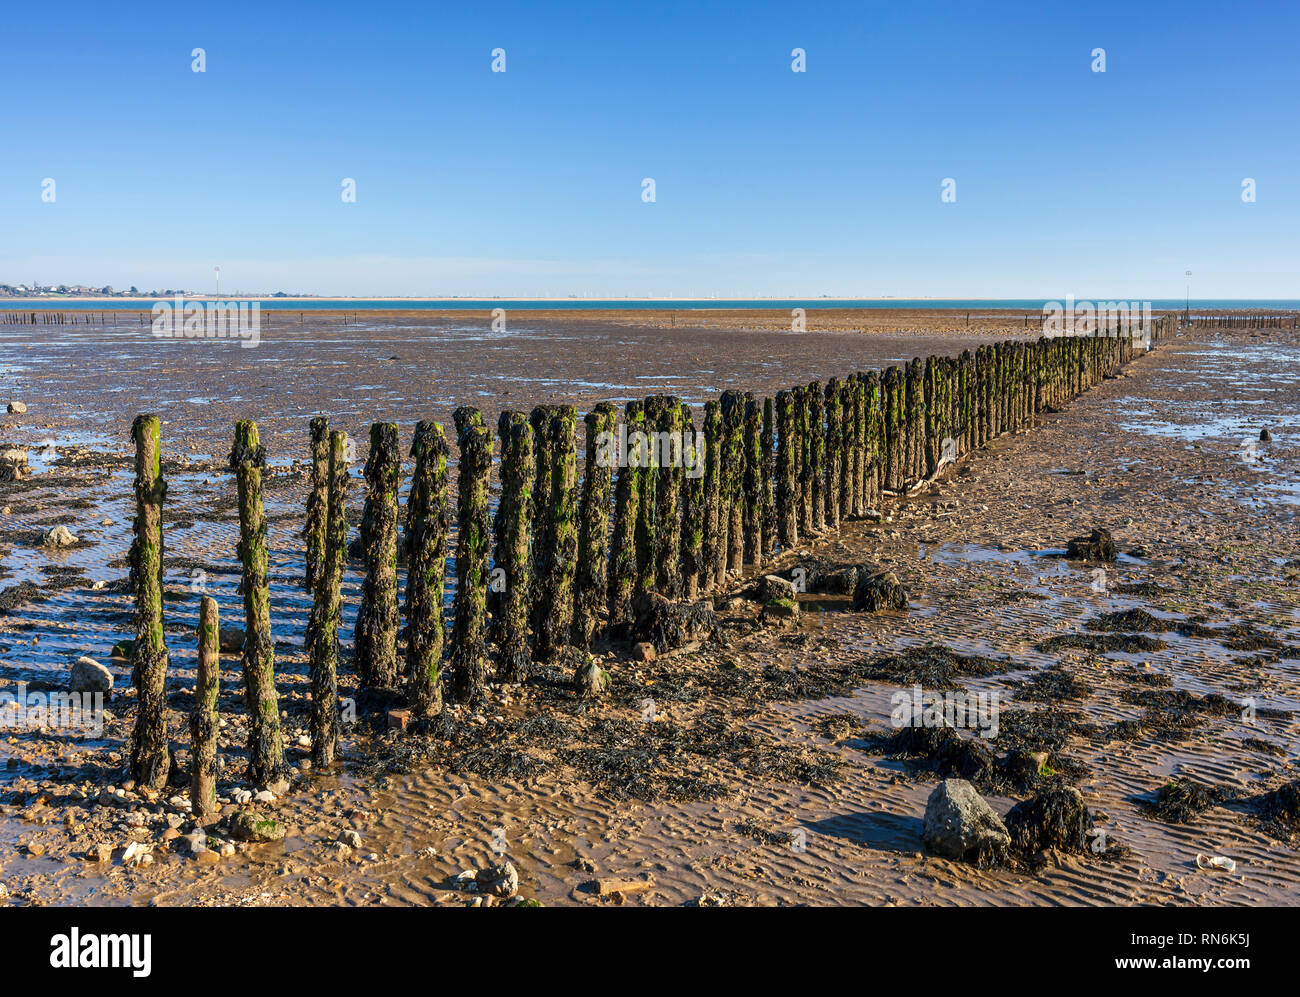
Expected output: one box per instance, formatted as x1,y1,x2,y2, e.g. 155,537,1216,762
215,265,220,298
1184,270,1191,323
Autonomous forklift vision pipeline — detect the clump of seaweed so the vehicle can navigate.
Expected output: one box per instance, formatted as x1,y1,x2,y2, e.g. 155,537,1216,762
1004,786,1097,857
1064,527,1116,562
1139,777,1227,824
1008,665,1092,702
1085,608,1165,633
1037,632,1168,654
1249,780,1300,839
855,643,1013,689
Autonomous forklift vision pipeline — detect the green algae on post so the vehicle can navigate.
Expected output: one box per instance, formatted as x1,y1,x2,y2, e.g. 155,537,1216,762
405,420,449,715
451,419,494,702
494,412,534,679
355,422,402,690
308,430,348,765
192,595,220,822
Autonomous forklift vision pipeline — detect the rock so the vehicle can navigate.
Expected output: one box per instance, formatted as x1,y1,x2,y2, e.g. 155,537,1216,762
1259,428,1272,442
218,626,244,653
226,811,285,843
7,401,27,414
110,639,134,660
631,641,656,662
194,848,221,865
761,598,800,625
339,829,363,849
253,790,275,804
630,592,717,652
922,778,1010,866
475,860,520,898
852,567,909,612
69,656,113,694
42,525,78,548
573,658,610,698
758,574,798,603
86,842,114,863
1065,527,1116,562
387,709,412,731
0,448,27,482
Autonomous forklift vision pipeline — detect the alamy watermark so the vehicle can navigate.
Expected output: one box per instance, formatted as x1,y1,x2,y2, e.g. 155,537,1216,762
151,295,261,348
595,423,705,479
891,683,1000,739
1042,295,1152,346
1,683,104,737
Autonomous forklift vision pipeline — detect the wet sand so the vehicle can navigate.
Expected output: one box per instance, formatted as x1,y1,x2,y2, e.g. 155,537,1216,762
0,313,1296,907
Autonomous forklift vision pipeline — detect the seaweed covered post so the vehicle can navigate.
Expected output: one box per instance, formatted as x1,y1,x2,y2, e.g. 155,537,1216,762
793,386,812,536
923,358,938,477
191,595,220,822
354,422,402,690
308,430,348,765
775,389,798,548
847,376,864,517
404,421,449,714
742,393,763,564
574,403,616,647
905,359,923,483
230,420,285,787
608,400,644,626
451,419,494,702
864,371,882,509
528,405,555,634
634,398,662,596
680,403,704,599
823,378,842,529
127,413,170,789
653,396,683,596
533,405,578,659
493,412,533,679
720,390,746,573
304,417,330,595
806,380,825,531
761,396,776,560
702,400,725,591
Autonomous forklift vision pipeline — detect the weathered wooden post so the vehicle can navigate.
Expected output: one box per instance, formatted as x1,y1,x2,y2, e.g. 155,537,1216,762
574,403,616,646
405,421,449,713
761,396,776,560
653,397,684,595
793,387,812,536
775,390,798,548
127,413,170,789
355,422,402,690
823,378,842,528
702,400,725,591
743,393,764,564
864,371,882,510
451,418,494,702
720,390,746,572
609,400,643,625
230,420,285,787
848,376,864,517
309,430,347,764
806,381,825,530
304,417,330,598
634,398,660,597
533,406,577,659
882,368,901,491
191,595,220,822
680,403,705,599
493,412,533,678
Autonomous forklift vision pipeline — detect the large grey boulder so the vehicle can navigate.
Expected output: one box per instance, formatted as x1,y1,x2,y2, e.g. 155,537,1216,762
922,778,1009,866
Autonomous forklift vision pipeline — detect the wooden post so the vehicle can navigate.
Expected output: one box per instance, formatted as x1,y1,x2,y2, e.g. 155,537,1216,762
720,390,746,572
355,422,402,689
231,420,284,787
743,393,763,564
302,417,330,658
761,396,776,561
405,421,449,714
309,430,347,764
702,400,725,591
775,390,797,549
451,420,494,702
127,414,170,788
494,412,533,680
653,396,684,596
574,403,616,646
533,406,577,659
680,403,704,600
608,400,643,626
191,595,220,822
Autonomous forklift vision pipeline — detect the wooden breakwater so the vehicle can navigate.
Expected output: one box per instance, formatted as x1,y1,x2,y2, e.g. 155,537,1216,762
120,319,1176,789
1183,312,1299,329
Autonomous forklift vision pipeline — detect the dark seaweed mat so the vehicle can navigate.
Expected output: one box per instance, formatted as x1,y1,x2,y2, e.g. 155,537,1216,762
854,643,1014,690
1137,777,1228,824
1006,665,1092,702
1037,632,1167,654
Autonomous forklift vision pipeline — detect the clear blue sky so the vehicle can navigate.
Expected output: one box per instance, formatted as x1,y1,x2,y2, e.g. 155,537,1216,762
3,0,1296,298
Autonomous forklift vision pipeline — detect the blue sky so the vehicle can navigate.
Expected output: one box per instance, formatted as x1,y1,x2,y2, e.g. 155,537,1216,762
2,0,1296,297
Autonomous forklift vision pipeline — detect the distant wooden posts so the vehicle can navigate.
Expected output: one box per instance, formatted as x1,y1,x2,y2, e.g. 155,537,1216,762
308,430,348,765
127,414,169,789
355,422,402,690
191,596,220,822
231,419,285,786
405,421,449,714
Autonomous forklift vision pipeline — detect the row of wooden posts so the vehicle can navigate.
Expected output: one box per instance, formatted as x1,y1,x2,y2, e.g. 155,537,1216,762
124,321,1176,808
2,311,114,325
1183,312,1298,329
